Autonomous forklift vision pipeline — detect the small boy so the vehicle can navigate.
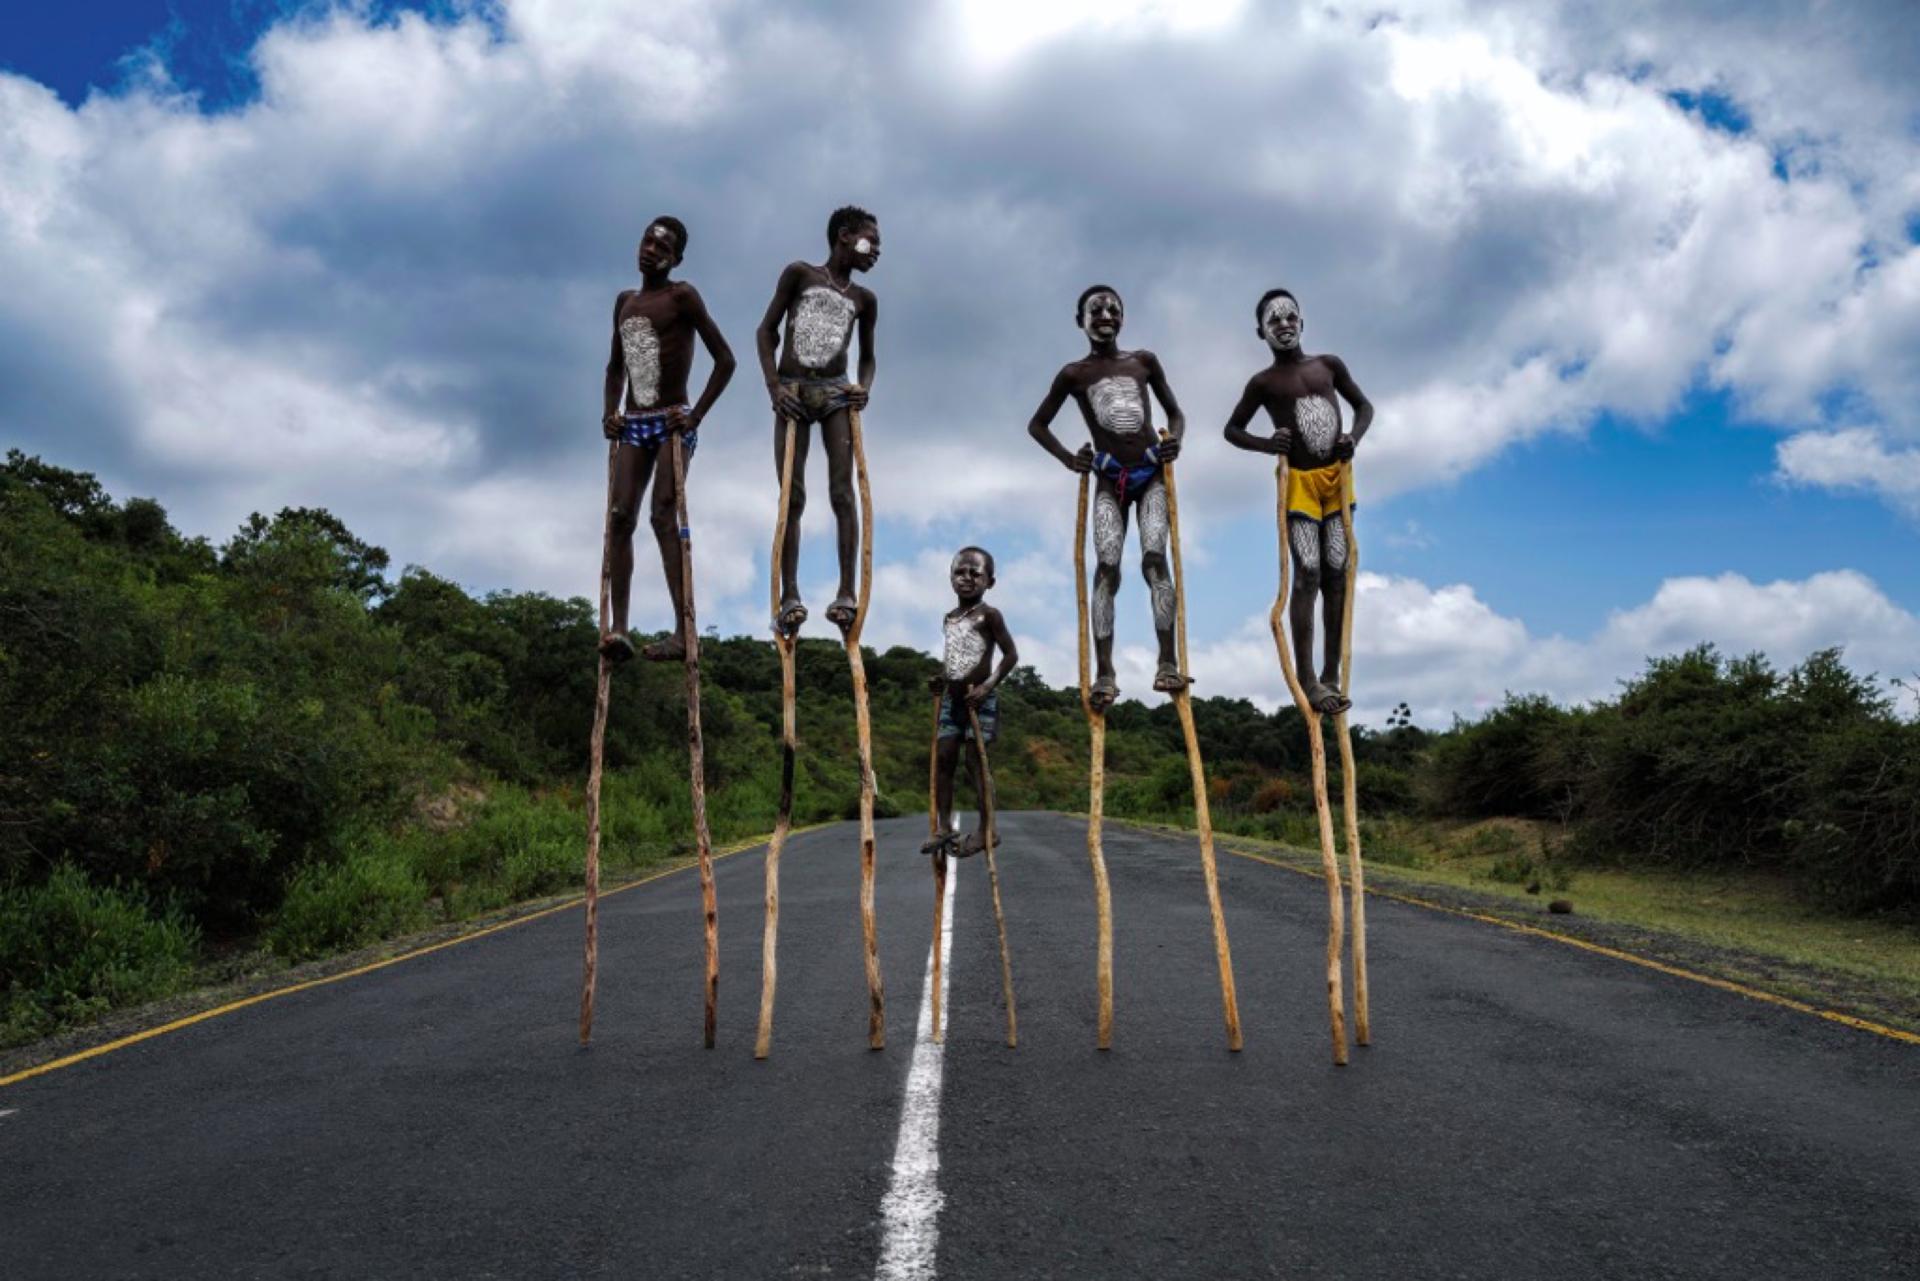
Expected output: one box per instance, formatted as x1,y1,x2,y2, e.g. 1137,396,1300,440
921,547,1019,858
598,216,736,662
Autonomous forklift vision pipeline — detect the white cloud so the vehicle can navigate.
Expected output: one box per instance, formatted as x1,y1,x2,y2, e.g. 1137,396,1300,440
1185,568,1920,726
1776,428,1920,520
2,0,1916,662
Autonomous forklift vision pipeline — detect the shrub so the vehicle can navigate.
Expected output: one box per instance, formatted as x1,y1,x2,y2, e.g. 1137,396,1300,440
268,850,429,960
0,864,200,1044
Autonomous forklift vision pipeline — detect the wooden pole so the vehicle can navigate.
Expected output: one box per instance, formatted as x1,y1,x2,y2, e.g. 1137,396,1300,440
669,432,718,1049
755,420,800,1060
1269,460,1348,1065
1074,472,1114,1050
847,404,886,1049
928,693,949,1044
581,441,617,1045
1160,449,1244,1052
1333,462,1370,1046
968,707,1019,1048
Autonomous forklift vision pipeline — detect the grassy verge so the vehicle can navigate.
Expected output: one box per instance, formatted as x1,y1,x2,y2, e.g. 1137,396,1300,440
1,770,784,1056
1119,811,1920,1037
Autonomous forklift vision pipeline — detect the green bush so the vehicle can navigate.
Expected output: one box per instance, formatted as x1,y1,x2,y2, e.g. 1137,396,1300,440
0,864,200,1044
268,849,429,960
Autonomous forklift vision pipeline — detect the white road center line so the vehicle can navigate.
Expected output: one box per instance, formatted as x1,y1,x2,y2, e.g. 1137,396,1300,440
874,859,957,1281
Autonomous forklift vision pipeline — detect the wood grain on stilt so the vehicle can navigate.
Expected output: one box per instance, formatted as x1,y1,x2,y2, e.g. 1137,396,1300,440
968,707,1019,1048
755,420,800,1060
1074,472,1114,1049
928,692,948,1044
847,405,886,1049
1269,460,1348,1065
1161,450,1244,1052
581,441,617,1046
1333,462,1370,1046
669,432,718,1049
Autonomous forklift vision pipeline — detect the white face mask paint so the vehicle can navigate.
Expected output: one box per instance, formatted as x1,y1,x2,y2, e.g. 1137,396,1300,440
1082,294,1122,331
1262,296,1303,351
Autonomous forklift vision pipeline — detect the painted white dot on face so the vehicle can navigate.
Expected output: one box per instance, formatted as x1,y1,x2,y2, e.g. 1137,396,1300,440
854,236,873,255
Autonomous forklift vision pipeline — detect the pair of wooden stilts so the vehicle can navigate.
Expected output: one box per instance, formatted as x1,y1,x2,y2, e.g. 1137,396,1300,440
1072,456,1243,1052
924,698,1019,1047
755,409,885,1058
581,432,718,1048
1269,460,1370,1064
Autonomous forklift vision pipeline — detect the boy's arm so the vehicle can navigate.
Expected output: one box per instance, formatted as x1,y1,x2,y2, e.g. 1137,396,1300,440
847,289,877,410
1027,368,1092,472
1223,377,1285,455
1143,350,1186,460
972,608,1019,703
603,293,629,437
755,263,804,418
680,285,736,431
1328,355,1373,458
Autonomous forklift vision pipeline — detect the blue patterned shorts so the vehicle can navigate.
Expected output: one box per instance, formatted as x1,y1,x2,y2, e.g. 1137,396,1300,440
937,690,999,743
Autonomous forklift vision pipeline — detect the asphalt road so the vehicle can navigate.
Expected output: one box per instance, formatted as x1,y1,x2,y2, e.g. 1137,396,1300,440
3,812,1916,1279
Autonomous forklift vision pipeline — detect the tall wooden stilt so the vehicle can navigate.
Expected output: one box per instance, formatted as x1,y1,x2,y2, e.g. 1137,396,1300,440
928,693,949,1044
967,707,1018,1048
669,432,718,1048
1161,452,1243,1052
846,406,886,1049
755,421,800,1060
1332,463,1370,1046
581,442,617,1046
1270,460,1348,1065
1074,472,1114,1050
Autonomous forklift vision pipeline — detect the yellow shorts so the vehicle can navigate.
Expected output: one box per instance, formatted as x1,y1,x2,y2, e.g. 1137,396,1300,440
1286,463,1353,521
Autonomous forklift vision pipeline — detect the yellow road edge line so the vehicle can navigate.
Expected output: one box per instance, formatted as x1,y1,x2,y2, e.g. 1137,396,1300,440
0,837,772,1090
1222,842,1920,1048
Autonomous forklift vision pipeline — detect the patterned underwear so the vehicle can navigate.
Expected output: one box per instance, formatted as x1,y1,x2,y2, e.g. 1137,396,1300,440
620,405,696,458
1094,444,1162,503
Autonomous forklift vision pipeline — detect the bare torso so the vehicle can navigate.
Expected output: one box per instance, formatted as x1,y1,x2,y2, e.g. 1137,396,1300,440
616,285,697,412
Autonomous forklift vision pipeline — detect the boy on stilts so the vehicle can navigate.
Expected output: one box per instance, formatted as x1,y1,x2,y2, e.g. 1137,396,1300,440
598,217,737,662
922,547,1020,859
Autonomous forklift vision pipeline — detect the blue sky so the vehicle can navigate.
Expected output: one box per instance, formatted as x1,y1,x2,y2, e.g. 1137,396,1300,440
4,1,1917,724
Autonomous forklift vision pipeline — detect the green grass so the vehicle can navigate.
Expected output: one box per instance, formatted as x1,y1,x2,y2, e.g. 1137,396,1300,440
1195,812,1920,1027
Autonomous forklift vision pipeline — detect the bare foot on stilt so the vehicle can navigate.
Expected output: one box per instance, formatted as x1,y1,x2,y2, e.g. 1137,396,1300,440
920,832,958,857
599,632,636,663
1088,673,1119,712
775,597,807,636
825,592,858,631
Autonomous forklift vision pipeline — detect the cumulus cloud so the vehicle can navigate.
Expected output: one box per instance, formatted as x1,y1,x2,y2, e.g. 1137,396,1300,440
1,0,1915,645
1775,428,1920,519
1186,568,1920,726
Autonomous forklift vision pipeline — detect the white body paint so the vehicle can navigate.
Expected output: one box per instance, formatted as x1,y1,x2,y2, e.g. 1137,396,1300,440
1295,393,1340,459
874,859,957,1281
791,285,856,369
1091,489,1123,639
1089,376,1147,436
1139,479,1174,629
619,315,661,410
943,613,988,680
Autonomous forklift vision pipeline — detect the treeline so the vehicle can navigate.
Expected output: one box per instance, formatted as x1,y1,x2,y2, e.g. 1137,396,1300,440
3,451,1915,1046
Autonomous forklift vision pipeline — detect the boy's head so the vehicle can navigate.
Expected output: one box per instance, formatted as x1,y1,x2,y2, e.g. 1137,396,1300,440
639,217,688,272
1257,287,1302,351
1077,285,1124,341
951,546,995,597
827,205,881,270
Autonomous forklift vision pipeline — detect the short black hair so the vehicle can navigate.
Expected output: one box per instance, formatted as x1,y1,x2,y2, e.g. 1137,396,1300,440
1076,284,1122,324
954,545,996,578
647,216,688,262
1255,287,1298,323
827,205,877,245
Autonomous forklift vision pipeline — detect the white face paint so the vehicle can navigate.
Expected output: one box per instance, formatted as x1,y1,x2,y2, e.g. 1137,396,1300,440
791,286,857,368
1089,376,1147,435
619,315,660,409
1261,295,1303,351
1081,292,1123,332
854,236,873,256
